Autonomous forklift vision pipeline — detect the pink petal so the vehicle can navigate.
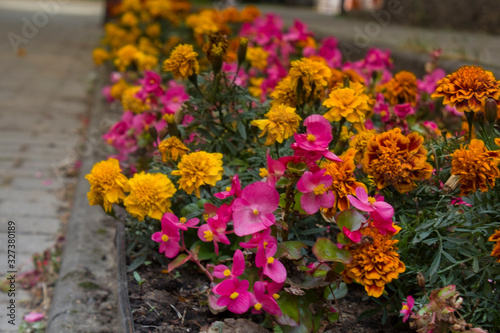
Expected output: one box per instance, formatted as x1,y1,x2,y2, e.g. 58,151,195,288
318,192,335,209
347,195,373,212
227,292,252,314
264,259,287,283
253,281,266,299
343,226,362,243
300,192,321,214
151,231,164,242
24,312,44,323
231,250,245,277
242,182,279,214
355,186,369,202
233,209,268,236
163,241,180,258
297,171,316,193
261,295,283,316
372,201,394,221
213,265,230,279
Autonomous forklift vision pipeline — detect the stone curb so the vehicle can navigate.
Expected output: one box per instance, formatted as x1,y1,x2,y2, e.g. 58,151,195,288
47,67,119,333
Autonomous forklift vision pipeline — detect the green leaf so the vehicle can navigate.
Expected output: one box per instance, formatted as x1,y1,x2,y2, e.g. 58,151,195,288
277,292,299,323
277,241,308,260
133,271,142,283
167,254,192,273
128,254,146,272
237,121,247,141
181,203,199,217
312,238,352,263
473,257,479,273
428,250,441,277
323,282,348,300
336,209,365,231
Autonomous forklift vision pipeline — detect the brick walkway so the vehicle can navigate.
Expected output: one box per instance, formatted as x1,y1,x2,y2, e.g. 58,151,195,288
0,1,102,331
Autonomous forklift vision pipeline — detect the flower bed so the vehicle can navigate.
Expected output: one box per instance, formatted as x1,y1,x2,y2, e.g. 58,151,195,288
88,0,500,332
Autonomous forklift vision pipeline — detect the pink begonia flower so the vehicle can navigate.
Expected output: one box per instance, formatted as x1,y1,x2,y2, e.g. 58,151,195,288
198,214,231,255
251,281,282,316
140,70,164,96
212,278,252,314
214,174,242,199
161,212,199,231
347,187,396,235
292,115,342,162
283,20,311,42
110,71,122,83
151,218,181,258
223,62,249,87
24,312,45,323
373,93,390,122
102,86,114,103
161,80,189,115
417,68,445,95
318,37,342,68
400,295,414,322
263,151,285,187
445,104,462,117
342,226,362,243
232,182,280,236
239,228,278,250
363,48,393,72
297,169,335,214
394,103,415,118
255,242,287,283
450,197,472,207
213,249,245,279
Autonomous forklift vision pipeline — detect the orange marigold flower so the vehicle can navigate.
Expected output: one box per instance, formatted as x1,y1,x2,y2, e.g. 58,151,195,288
163,44,200,79
380,71,418,106
251,104,302,145
320,148,367,212
323,87,371,124
451,139,500,196
342,225,405,297
488,228,500,263
432,65,500,113
158,136,190,163
363,128,433,193
240,5,260,22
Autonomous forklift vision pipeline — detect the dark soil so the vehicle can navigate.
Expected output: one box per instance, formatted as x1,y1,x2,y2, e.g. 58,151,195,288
127,260,411,333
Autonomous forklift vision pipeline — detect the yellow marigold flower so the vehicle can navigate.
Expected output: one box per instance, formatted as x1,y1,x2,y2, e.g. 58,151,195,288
163,44,200,79
349,129,377,164
121,11,139,27
138,37,160,56
251,104,302,145
221,7,241,23
323,87,371,123
135,52,158,71
186,11,218,36
343,69,366,86
246,47,269,71
115,44,139,72
158,136,189,163
342,225,405,298
270,76,298,108
146,23,161,38
92,48,109,66
320,149,367,213
171,151,224,198
122,86,149,114
86,158,128,212
489,228,500,263
249,77,264,98
124,172,177,221
120,0,142,12
432,65,500,113
288,58,332,97
363,128,433,193
240,5,261,22
380,71,418,106
451,139,500,196
110,79,130,100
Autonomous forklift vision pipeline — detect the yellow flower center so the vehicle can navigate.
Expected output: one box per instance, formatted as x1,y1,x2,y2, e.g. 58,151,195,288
273,293,280,300
368,197,377,204
307,134,316,142
402,305,409,311
161,234,169,242
253,208,260,215
263,241,268,249
313,184,327,195
180,217,187,223
259,168,269,178
204,230,214,242
267,257,275,264
223,269,231,277
230,292,239,300
254,303,263,311
226,186,232,192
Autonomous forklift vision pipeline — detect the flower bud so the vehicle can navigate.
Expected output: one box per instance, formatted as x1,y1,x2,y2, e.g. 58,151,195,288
484,97,498,124
237,37,248,66
476,111,485,126
417,271,426,290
